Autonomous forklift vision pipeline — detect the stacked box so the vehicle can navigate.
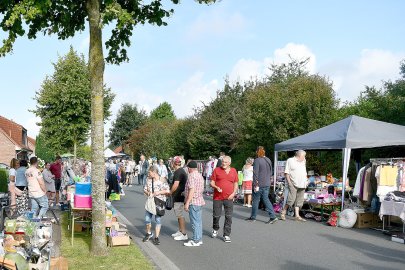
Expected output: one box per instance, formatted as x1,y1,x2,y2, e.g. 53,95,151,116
74,194,92,208
354,213,375,228
75,182,91,195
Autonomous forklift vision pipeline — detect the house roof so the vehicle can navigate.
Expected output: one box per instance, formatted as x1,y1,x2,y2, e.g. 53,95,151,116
28,136,36,146
0,115,32,151
113,146,123,154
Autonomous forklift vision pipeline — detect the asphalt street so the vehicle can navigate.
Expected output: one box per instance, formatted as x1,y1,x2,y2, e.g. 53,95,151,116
113,185,405,270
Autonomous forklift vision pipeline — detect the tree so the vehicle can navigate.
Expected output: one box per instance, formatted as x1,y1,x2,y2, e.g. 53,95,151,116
150,102,176,121
108,103,147,148
0,0,216,255
32,47,114,158
35,131,56,162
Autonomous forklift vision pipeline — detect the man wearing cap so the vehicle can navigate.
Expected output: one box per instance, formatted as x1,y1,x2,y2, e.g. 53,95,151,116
170,156,189,241
184,160,205,247
210,155,238,243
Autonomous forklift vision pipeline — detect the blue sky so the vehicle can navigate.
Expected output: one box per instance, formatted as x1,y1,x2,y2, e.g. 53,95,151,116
0,0,404,140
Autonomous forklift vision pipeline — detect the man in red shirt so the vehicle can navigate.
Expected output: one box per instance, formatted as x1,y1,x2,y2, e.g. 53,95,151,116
50,156,63,205
210,155,238,243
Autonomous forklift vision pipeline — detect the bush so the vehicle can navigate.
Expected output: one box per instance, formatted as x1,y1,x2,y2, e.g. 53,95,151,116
0,169,8,193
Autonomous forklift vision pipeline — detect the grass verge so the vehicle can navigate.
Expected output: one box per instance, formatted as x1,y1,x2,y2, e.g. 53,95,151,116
60,213,153,270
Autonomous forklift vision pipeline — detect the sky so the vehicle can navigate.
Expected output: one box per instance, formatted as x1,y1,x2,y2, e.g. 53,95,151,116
0,0,404,142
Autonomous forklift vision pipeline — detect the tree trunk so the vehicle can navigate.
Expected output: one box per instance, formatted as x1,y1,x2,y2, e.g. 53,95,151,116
87,0,108,256
73,140,77,163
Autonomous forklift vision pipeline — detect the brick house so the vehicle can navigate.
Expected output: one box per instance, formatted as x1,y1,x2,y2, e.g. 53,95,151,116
0,115,35,165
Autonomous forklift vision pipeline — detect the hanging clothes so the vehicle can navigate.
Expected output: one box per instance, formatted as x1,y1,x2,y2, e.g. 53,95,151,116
353,166,366,198
379,165,398,186
376,165,398,201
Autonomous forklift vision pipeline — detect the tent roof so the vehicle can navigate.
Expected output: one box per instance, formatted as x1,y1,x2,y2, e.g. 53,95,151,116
104,148,117,158
274,115,405,151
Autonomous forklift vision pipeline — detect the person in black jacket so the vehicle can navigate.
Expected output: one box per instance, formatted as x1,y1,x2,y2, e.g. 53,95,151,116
246,146,278,224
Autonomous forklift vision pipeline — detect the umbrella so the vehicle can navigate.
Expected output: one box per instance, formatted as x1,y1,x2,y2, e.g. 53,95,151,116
61,153,75,158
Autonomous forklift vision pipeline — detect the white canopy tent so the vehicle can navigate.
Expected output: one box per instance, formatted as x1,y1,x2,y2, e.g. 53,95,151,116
273,115,405,209
104,148,117,158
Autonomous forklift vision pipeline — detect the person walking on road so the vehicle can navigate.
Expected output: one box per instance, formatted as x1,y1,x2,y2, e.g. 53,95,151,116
50,156,63,205
246,146,278,224
170,156,189,241
210,155,238,243
184,160,205,247
138,155,149,186
142,165,170,245
281,150,308,222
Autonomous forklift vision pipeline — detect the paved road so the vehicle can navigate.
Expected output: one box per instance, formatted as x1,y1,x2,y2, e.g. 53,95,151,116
113,185,405,270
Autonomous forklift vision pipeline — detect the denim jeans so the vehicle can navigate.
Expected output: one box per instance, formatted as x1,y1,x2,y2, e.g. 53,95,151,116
138,174,146,186
189,205,203,242
145,210,162,225
213,200,233,237
251,187,276,219
31,195,49,219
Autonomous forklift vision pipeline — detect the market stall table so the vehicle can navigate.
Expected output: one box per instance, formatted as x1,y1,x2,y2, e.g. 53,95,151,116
305,201,342,222
379,200,405,233
68,201,92,246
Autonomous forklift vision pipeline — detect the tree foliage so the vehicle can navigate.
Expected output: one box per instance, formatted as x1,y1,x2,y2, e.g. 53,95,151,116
35,131,56,162
108,103,147,148
31,47,115,156
0,0,217,256
150,101,176,121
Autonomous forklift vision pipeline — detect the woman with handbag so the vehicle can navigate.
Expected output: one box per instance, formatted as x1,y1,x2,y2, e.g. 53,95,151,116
143,165,170,245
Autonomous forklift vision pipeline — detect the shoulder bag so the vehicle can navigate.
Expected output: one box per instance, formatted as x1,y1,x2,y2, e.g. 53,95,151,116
152,179,166,216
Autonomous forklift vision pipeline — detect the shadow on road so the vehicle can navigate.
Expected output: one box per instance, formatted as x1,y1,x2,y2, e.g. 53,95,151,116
318,233,405,264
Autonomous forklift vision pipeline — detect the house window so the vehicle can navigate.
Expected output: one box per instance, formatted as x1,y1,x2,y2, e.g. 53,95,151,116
22,129,27,146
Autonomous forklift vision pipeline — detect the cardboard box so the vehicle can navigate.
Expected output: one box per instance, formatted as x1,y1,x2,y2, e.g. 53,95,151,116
50,257,69,270
74,223,83,232
354,212,376,228
108,235,130,247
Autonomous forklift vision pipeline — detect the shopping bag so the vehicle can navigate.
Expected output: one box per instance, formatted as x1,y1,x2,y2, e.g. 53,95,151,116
145,196,156,215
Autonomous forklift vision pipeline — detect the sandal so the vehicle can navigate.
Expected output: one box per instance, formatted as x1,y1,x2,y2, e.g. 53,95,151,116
280,210,286,221
295,216,307,222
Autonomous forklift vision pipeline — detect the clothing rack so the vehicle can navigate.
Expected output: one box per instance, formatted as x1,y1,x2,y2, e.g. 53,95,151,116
369,157,405,164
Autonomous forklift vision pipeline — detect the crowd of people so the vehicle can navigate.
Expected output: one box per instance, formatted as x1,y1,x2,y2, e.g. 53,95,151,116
8,155,91,219
137,147,308,247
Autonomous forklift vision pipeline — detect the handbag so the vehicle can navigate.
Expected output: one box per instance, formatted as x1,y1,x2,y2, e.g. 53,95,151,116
152,179,166,216
165,195,174,210
145,196,157,215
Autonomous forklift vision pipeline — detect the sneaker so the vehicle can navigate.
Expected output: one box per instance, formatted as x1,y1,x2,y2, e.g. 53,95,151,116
247,204,252,208
142,232,153,242
243,204,247,207
129,185,133,187
223,236,231,243
174,234,188,241
266,217,279,224
153,237,160,245
245,217,256,222
171,231,182,238
211,230,218,238
183,240,202,247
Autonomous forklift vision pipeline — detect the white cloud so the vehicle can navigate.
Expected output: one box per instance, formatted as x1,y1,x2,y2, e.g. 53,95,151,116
186,9,248,42
229,43,316,82
321,49,405,101
169,72,219,117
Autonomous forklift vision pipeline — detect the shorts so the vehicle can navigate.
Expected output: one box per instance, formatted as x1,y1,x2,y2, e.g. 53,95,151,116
173,202,184,218
145,211,161,225
286,183,305,208
54,179,62,192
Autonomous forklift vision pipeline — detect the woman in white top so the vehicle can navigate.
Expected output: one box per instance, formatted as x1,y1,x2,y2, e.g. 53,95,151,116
242,158,254,207
42,162,56,204
157,159,168,180
8,158,20,208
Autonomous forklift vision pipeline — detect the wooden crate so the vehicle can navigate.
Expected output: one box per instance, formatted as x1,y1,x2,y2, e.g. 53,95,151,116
354,212,375,228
